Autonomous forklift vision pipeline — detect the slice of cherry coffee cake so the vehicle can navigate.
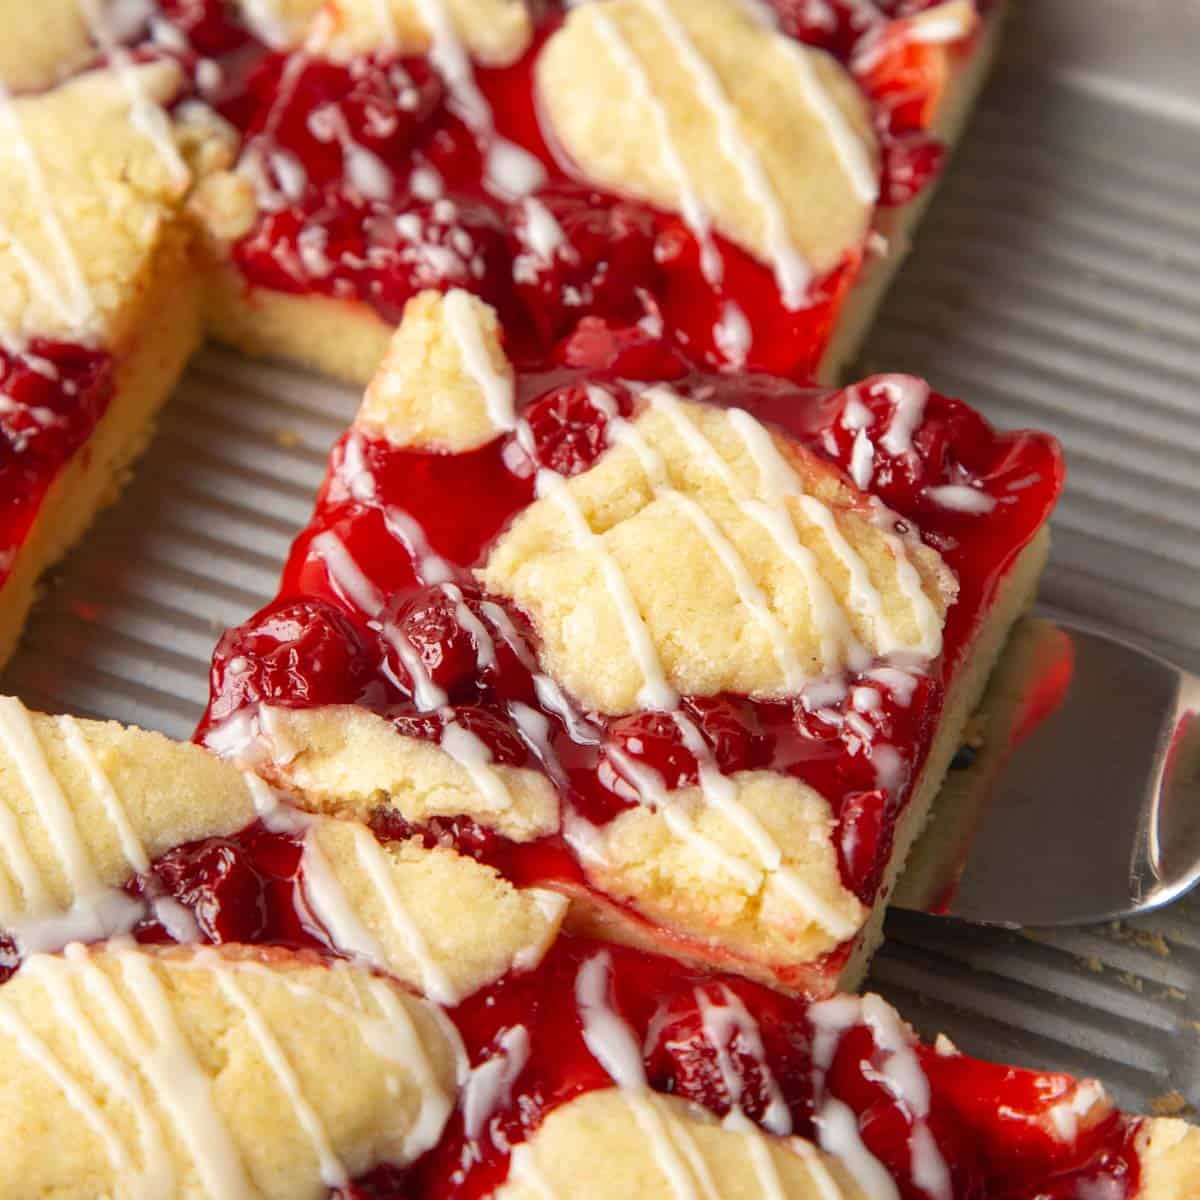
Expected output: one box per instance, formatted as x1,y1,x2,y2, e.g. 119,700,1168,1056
198,288,1063,997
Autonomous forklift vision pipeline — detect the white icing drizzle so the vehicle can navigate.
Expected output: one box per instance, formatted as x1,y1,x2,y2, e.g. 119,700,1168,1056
78,0,190,187
725,407,873,670
0,698,142,952
30,950,172,1195
0,79,95,332
575,952,707,1200
878,376,929,457
536,468,677,711
697,985,790,1135
589,6,723,286
205,952,348,1188
520,196,566,262
0,995,138,1177
335,966,459,1158
809,992,950,1200
298,820,389,962
444,288,517,433
776,37,879,206
849,430,875,492
790,1139,850,1200
311,530,385,614
462,1024,530,1139
439,720,519,830
340,820,459,1005
925,484,996,514
58,715,149,874
101,943,257,1199
642,0,810,307
412,0,490,131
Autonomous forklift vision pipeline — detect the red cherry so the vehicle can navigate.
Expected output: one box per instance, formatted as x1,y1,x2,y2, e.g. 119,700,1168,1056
879,133,945,206
837,788,891,902
153,838,268,943
386,704,529,768
521,383,629,477
205,597,379,723
680,696,772,776
606,710,699,790
156,0,250,56
513,185,661,343
386,584,487,700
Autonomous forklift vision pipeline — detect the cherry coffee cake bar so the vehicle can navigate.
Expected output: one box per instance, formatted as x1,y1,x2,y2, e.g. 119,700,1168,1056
0,0,999,670
198,289,1064,996
0,695,1193,1198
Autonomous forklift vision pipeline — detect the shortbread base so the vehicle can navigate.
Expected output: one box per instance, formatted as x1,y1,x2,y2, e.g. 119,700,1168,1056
0,239,203,668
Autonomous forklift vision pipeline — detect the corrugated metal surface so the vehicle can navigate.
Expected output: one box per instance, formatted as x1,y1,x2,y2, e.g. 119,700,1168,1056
4,3,1197,1113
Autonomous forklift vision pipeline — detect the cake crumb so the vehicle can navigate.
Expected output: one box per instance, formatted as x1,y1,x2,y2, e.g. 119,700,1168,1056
274,428,301,449
1149,1091,1194,1118
1131,930,1171,958
1116,971,1144,994
1080,955,1104,974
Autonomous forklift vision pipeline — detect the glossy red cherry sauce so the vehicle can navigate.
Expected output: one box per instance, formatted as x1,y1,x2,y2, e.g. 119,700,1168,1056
0,341,115,590
386,936,1144,1200
211,0,985,379
0,807,1141,1200
199,363,1063,990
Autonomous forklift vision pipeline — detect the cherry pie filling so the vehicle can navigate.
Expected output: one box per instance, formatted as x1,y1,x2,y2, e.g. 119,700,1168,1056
198,364,1062,988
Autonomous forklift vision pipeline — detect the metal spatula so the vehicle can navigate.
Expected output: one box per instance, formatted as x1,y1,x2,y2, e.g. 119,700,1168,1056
893,617,1200,928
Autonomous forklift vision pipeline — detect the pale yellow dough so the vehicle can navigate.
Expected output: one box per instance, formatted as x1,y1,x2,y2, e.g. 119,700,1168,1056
582,770,867,967
0,64,213,346
495,1089,869,1200
302,815,567,1001
0,0,97,92
0,706,258,933
0,943,459,1199
1136,1119,1200,1200
481,396,953,714
254,703,560,841
537,0,878,282
357,290,514,452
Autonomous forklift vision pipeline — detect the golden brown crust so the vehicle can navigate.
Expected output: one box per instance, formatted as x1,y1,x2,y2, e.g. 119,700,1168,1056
0,943,460,1199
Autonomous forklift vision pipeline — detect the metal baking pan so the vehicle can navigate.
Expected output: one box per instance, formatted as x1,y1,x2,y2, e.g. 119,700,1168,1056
6,1,1198,1111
